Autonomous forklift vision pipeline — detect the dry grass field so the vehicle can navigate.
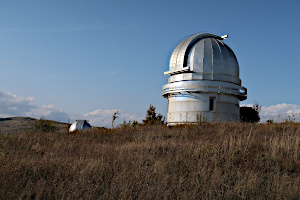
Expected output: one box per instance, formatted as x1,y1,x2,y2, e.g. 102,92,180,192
0,122,299,199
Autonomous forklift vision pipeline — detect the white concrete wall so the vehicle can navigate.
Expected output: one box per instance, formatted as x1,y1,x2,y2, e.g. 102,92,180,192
167,92,240,125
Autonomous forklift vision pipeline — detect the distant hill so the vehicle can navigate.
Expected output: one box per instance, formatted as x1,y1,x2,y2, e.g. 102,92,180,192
0,117,68,135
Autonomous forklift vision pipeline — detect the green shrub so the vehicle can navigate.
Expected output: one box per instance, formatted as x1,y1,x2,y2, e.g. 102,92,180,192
143,104,165,125
240,106,260,123
31,117,58,132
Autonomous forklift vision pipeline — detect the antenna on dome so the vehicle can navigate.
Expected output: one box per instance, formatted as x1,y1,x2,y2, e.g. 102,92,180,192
221,35,228,39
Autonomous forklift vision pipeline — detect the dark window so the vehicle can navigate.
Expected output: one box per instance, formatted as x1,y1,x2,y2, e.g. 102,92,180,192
209,98,215,111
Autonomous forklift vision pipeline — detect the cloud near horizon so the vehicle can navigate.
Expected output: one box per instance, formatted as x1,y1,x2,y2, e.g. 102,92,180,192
0,90,142,127
260,103,300,122
0,90,70,122
1,90,299,126
83,108,142,127
241,103,300,122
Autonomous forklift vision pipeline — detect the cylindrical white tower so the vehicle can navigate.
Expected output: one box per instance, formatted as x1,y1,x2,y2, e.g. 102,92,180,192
162,33,247,125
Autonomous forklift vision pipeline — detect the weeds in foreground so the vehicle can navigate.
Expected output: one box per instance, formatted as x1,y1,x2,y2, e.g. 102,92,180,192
0,135,10,153
0,122,299,199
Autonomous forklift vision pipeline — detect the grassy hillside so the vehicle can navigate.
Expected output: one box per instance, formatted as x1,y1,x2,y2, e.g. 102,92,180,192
0,117,68,135
0,122,299,199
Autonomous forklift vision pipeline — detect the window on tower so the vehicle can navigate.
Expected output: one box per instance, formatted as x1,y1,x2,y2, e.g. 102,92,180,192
209,97,215,111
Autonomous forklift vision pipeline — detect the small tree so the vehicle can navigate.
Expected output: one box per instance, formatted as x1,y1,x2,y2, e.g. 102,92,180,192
112,111,119,128
253,101,262,114
143,104,165,125
240,107,260,123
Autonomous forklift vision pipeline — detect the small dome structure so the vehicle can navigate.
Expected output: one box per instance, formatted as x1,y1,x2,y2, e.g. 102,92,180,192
69,120,92,132
162,33,247,125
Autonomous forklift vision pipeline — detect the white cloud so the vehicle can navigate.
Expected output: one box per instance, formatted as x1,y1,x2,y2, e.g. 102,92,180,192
0,90,70,122
0,90,142,127
240,104,253,107
260,103,300,122
83,108,142,127
0,90,36,117
241,103,300,122
84,108,119,117
26,106,70,123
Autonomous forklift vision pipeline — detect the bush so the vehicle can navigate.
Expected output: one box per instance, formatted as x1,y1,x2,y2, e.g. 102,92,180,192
117,120,140,129
31,117,58,132
240,106,260,123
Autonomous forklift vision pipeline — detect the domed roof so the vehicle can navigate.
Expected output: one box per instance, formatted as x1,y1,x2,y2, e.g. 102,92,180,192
168,33,240,84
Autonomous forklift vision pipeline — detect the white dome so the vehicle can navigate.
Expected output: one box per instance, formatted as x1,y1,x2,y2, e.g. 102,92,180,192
168,33,240,84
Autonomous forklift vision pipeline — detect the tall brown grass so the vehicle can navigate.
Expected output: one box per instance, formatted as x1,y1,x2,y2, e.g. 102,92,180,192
0,122,299,199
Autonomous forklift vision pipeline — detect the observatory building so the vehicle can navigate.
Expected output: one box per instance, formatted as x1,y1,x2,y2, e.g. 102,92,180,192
162,33,247,125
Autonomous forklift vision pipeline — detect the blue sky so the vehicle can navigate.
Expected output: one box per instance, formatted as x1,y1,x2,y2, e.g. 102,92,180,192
0,0,300,126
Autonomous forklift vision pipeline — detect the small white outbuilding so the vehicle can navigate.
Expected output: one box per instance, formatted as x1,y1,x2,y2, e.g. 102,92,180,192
69,120,92,132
